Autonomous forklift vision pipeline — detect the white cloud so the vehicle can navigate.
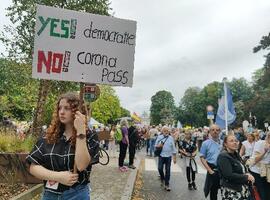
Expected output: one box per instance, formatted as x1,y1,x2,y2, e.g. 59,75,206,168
113,0,270,115
1,0,270,116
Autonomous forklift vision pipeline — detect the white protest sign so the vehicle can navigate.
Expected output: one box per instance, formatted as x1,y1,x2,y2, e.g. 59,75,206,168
32,5,137,87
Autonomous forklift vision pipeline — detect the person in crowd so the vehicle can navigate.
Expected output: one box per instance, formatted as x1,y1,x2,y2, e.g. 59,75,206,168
171,128,179,144
217,134,255,200
239,133,255,164
203,127,210,141
26,92,99,199
178,130,198,190
108,124,117,158
200,124,223,200
128,123,139,169
253,131,260,142
145,126,151,156
249,132,270,200
149,125,158,157
235,127,246,150
196,128,204,151
118,119,129,172
178,129,186,158
155,126,177,191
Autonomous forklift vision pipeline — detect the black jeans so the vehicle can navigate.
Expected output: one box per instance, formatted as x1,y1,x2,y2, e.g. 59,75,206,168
186,167,195,183
129,145,136,165
146,139,150,154
250,171,267,200
118,141,128,167
204,162,220,200
209,172,219,200
158,156,172,186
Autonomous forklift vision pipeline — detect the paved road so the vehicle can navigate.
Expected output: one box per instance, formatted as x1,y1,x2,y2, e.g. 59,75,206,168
133,154,222,200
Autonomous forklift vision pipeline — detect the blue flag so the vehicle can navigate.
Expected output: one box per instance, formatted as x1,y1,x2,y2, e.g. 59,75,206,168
215,85,236,129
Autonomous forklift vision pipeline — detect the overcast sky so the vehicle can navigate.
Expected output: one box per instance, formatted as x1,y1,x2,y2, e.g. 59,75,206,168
1,0,270,116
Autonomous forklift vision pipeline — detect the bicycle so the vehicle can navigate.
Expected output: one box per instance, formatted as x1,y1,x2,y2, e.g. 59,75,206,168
98,147,110,165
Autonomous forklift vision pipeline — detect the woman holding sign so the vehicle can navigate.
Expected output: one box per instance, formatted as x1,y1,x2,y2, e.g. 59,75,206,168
26,92,99,200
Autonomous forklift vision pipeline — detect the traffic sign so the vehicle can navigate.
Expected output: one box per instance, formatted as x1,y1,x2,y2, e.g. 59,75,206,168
84,84,100,102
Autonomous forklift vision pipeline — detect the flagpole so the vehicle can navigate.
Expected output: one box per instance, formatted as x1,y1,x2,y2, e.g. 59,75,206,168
223,77,228,135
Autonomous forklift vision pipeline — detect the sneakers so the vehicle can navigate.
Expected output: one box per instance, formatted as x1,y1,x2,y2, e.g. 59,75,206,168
192,182,197,190
119,166,128,172
188,183,192,190
188,182,197,190
160,179,165,187
165,185,171,191
128,165,136,169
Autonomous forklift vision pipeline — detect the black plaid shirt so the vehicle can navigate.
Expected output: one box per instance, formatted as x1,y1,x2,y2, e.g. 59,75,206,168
26,130,99,194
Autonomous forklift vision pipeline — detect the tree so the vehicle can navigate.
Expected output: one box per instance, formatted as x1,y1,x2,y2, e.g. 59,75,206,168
150,90,176,125
178,87,207,127
176,79,253,128
0,0,111,135
252,32,270,128
91,85,122,124
119,107,130,118
160,106,174,125
228,78,253,102
0,58,38,121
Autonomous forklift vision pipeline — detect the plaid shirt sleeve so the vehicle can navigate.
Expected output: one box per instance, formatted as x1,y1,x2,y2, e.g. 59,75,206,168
26,137,45,166
87,130,100,165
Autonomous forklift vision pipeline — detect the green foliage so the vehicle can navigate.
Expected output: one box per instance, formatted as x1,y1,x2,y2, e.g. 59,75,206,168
0,129,36,153
91,85,122,124
0,0,112,128
150,90,176,125
176,78,253,128
120,107,131,118
0,58,38,121
251,32,270,128
177,87,206,127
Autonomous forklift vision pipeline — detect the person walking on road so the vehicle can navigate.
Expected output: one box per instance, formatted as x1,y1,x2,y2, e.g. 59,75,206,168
200,124,222,200
128,123,139,169
108,124,117,158
155,126,177,191
178,130,198,190
118,119,129,172
149,125,158,157
217,134,255,200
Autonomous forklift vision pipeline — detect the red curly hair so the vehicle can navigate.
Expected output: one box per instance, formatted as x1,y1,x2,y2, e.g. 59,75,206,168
46,92,88,145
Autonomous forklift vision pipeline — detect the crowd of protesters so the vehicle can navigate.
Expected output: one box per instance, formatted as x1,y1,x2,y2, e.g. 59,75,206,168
91,119,270,200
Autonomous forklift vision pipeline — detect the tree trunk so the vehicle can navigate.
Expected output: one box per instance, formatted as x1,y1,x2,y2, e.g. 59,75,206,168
31,80,50,137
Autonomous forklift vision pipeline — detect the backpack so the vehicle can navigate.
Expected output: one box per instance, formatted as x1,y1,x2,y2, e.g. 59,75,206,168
114,127,123,142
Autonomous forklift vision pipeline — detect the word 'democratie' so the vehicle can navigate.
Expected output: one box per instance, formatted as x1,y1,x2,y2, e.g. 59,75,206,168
32,5,137,87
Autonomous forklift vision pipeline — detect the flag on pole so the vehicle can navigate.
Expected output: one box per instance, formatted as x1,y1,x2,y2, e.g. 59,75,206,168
131,112,141,122
215,85,236,129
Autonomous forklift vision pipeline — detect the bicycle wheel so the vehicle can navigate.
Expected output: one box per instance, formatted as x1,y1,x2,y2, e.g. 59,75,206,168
99,148,110,165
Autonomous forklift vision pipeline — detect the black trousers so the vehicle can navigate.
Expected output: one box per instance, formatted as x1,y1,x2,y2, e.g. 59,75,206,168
118,141,128,167
250,171,268,200
129,145,136,165
209,172,220,200
186,167,195,183
204,162,220,200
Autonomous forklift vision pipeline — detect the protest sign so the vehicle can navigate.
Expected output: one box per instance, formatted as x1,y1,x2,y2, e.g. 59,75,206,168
32,5,137,87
